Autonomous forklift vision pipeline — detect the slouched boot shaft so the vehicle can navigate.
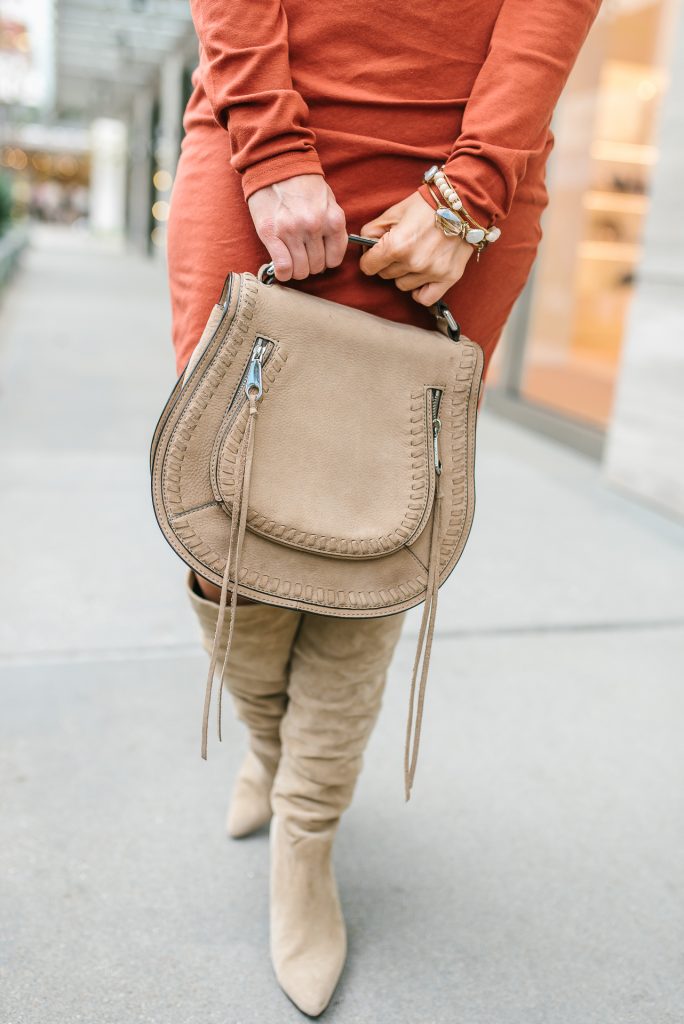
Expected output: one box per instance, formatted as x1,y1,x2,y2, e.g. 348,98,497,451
270,612,405,1015
187,573,303,836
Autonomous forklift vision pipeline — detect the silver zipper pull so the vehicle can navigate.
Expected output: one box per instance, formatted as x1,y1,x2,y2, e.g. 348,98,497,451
432,389,442,476
433,416,442,476
245,339,266,400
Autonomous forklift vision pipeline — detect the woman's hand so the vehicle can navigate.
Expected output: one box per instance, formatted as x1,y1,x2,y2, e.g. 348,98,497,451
247,174,347,282
359,191,474,306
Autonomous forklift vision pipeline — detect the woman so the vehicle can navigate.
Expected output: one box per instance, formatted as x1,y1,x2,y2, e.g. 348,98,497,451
167,1,601,1015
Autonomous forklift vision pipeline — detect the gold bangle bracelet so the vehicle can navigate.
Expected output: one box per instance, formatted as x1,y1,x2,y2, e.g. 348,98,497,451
427,165,486,228
424,165,502,249
425,181,488,258
426,183,469,240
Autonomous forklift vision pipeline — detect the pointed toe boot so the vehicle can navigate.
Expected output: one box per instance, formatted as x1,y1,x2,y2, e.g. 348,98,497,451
269,612,405,1015
270,816,347,1017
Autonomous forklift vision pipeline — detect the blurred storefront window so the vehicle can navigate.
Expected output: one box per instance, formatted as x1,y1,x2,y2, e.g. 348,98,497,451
514,0,679,429
0,132,89,225
488,0,680,449
0,0,53,108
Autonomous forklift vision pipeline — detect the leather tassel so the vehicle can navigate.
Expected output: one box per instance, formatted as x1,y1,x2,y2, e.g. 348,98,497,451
201,393,259,759
404,476,442,800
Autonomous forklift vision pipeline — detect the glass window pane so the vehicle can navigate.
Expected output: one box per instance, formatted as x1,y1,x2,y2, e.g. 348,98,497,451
520,0,677,428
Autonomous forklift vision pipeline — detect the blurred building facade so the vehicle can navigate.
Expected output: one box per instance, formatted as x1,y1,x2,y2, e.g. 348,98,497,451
0,0,683,518
488,0,684,521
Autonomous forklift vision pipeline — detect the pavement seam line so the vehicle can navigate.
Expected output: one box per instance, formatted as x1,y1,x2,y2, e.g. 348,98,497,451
1,617,683,667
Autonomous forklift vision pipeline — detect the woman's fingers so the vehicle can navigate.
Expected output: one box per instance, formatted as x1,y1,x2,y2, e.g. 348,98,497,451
267,237,294,281
359,233,398,276
376,261,406,280
275,203,346,279
325,201,348,256
394,272,431,292
323,232,346,269
360,191,477,304
412,280,448,306
360,207,389,235
323,210,348,268
275,225,343,282
304,234,326,275
248,176,348,280
288,238,311,280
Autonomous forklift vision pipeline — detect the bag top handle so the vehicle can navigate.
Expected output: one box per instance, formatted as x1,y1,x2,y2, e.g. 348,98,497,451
257,234,461,341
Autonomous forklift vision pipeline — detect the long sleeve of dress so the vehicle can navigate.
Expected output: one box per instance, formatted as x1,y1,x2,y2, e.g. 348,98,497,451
442,0,602,226
189,0,323,199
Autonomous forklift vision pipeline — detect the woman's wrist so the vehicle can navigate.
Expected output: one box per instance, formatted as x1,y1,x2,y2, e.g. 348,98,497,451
437,159,498,231
419,165,501,258
247,174,347,281
241,150,325,202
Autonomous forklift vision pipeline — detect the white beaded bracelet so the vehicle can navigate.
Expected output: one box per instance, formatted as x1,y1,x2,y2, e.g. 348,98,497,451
424,164,501,253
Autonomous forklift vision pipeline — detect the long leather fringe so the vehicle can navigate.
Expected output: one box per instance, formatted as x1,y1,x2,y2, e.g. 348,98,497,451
201,394,259,759
201,389,440,800
404,475,442,800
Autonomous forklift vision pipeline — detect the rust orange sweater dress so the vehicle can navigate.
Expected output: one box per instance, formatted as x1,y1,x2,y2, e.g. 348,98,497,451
168,0,601,375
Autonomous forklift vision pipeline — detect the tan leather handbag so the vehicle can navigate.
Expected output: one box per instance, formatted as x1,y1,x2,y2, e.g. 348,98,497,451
150,237,484,797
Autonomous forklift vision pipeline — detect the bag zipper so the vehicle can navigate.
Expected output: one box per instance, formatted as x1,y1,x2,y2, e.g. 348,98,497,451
245,337,268,399
431,389,443,476
222,337,273,439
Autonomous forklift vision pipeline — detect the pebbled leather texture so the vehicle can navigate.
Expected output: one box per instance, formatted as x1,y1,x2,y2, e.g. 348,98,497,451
150,272,483,619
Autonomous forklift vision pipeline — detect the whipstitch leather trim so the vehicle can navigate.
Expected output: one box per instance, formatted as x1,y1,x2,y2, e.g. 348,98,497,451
174,509,429,609
161,277,258,518
215,385,433,558
154,262,481,613
164,343,479,611
433,344,478,581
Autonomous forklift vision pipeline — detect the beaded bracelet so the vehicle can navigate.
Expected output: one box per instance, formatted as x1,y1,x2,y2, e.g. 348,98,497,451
423,164,501,257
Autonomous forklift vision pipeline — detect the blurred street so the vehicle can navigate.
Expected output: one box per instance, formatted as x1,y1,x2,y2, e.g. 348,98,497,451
1,226,683,1024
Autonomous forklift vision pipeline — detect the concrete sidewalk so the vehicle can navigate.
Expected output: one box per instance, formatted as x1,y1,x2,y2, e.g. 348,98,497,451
1,226,683,1024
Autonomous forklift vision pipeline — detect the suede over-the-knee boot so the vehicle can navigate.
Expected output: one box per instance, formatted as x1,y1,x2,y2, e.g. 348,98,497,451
187,573,303,837
269,612,405,1016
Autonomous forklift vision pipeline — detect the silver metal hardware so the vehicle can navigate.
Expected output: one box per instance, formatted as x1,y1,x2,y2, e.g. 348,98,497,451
433,418,442,476
432,390,443,475
435,303,461,341
245,338,267,399
258,263,276,285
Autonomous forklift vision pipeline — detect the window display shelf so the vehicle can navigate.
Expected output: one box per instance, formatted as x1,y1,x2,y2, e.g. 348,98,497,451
506,0,678,436
590,140,658,165
579,240,641,262
583,190,649,215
